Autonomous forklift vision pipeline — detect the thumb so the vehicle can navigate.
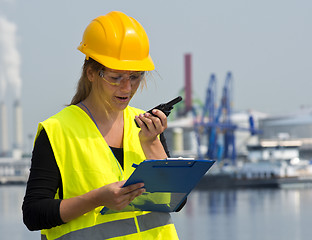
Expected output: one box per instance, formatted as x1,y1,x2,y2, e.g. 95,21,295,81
117,180,127,187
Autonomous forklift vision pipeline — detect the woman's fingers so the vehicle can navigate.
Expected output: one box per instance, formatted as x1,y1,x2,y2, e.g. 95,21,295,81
114,183,146,210
150,109,167,128
136,109,167,132
120,182,145,194
97,181,145,211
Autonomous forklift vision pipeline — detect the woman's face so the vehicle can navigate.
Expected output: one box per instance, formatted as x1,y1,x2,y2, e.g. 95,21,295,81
89,67,144,111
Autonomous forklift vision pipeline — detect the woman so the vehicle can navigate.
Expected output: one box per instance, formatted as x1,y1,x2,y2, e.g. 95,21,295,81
22,11,179,240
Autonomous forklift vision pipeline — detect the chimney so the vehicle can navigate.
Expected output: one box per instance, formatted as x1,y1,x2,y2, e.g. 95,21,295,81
184,53,192,113
13,99,23,157
0,101,9,156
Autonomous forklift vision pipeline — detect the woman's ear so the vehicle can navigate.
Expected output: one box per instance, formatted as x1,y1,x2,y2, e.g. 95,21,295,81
86,66,95,82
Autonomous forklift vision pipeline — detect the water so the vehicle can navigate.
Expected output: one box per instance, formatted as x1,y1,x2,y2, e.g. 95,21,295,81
0,185,38,240
1,185,312,240
172,189,312,240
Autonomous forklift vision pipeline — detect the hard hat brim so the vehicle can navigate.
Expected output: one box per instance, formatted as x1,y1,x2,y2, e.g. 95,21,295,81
78,46,155,72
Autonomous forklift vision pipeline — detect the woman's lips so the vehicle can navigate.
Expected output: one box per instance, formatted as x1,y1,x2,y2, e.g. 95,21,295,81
116,96,129,102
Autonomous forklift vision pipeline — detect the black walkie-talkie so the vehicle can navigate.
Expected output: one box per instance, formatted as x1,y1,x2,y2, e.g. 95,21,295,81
135,96,183,128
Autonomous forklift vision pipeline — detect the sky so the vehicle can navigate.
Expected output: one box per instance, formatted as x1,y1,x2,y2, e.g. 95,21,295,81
0,0,311,152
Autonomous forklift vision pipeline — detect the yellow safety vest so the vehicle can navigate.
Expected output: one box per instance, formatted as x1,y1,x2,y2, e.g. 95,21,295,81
36,105,179,240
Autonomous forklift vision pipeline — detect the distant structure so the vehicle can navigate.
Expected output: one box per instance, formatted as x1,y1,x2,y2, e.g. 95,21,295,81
0,16,24,159
255,110,312,160
0,101,9,156
166,53,267,165
0,100,23,158
184,53,192,114
167,54,261,164
166,53,312,164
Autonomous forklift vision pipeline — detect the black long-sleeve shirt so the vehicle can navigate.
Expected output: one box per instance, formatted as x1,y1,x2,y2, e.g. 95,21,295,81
22,129,176,231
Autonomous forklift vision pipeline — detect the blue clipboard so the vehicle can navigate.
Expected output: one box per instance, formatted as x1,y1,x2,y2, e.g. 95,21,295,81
100,158,215,214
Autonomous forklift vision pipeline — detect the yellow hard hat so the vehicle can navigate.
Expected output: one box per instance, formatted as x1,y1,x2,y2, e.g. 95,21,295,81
78,11,154,71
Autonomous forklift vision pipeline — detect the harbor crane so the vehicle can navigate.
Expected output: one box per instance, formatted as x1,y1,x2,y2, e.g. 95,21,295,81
193,72,258,165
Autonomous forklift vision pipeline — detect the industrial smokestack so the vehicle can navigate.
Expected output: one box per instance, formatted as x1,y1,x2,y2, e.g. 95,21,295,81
13,99,23,150
0,101,9,156
0,16,23,158
184,53,192,113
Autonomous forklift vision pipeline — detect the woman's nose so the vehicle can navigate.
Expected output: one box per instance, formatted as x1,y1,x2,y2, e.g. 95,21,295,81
119,78,132,91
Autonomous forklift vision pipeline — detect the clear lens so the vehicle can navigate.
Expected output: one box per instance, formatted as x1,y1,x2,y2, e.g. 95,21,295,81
99,70,144,86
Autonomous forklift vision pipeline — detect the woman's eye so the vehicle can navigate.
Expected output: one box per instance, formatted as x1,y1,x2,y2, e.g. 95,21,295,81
111,76,122,81
130,75,140,80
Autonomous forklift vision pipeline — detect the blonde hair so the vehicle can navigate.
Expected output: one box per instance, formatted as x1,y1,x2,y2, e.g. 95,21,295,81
70,58,104,105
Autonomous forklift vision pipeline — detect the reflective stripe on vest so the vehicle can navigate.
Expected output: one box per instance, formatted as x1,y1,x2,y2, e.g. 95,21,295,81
137,212,173,232
41,212,173,240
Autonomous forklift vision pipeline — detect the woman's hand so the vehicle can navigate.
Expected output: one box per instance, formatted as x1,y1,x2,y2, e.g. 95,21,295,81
135,109,167,143
135,109,168,159
93,181,145,211
60,181,145,222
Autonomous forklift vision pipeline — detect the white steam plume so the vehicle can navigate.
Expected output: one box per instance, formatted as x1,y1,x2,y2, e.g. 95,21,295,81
0,16,22,99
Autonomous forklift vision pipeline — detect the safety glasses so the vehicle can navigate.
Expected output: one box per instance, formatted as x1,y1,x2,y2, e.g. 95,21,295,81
99,69,145,86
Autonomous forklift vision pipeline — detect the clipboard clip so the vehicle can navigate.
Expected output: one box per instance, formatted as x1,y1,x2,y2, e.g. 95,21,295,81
132,163,139,168
166,157,195,160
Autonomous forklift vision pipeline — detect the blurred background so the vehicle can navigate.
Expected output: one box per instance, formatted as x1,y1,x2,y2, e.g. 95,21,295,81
1,0,312,239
